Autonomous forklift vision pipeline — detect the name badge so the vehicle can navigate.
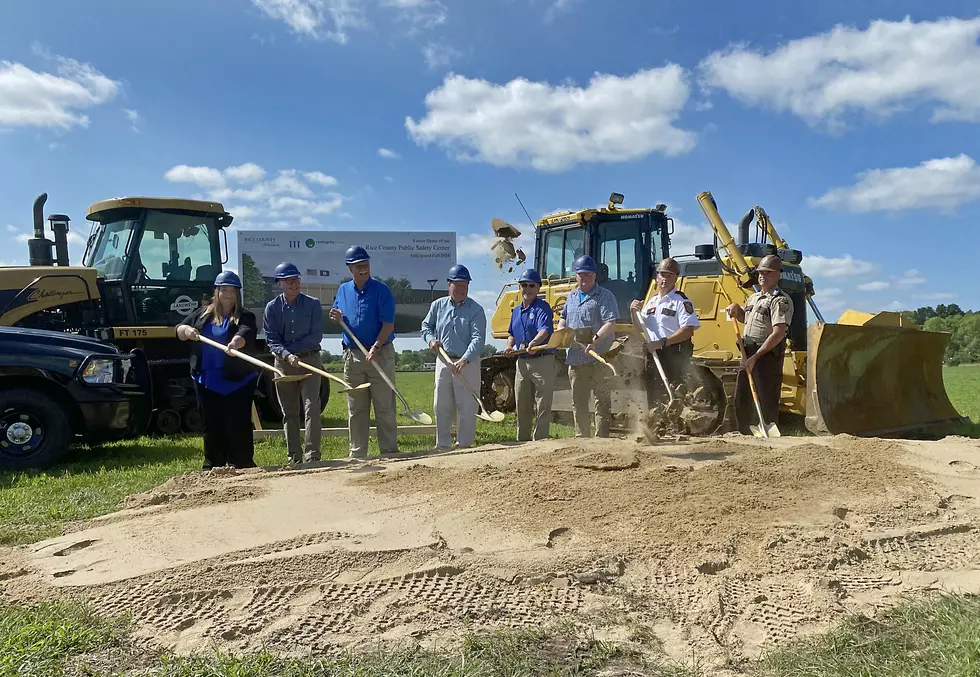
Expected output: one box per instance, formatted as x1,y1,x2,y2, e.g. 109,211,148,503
661,308,677,317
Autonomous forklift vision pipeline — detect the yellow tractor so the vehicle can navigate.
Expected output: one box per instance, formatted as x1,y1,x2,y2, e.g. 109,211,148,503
1,193,330,435
482,191,966,437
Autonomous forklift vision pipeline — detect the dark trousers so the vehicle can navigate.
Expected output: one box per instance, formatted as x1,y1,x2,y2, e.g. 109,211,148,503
645,341,693,407
195,379,258,470
734,341,784,434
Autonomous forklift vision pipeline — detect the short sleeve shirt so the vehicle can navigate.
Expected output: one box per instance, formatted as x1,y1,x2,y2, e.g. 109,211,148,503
638,289,700,342
744,288,793,341
508,298,555,355
560,284,619,366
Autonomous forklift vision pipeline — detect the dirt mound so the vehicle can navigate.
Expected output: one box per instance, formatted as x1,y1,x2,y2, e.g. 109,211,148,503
11,435,980,672
354,438,927,563
122,470,264,511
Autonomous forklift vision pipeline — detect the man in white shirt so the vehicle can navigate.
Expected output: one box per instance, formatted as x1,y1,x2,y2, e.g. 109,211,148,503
629,257,700,412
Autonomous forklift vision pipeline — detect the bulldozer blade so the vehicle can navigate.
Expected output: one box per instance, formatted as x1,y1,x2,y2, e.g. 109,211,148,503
805,320,967,437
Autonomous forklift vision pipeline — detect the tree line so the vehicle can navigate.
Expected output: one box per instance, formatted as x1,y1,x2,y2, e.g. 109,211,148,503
901,305,979,366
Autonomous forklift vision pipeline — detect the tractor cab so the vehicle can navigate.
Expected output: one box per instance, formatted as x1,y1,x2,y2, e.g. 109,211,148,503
83,198,232,327
535,193,672,320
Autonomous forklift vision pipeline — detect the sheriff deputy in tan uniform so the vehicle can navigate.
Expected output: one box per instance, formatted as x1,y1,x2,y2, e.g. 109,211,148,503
629,257,700,407
724,254,793,434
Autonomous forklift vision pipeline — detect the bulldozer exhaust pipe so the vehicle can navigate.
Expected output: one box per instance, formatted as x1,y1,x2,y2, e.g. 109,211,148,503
48,214,71,267
738,209,753,246
28,193,55,268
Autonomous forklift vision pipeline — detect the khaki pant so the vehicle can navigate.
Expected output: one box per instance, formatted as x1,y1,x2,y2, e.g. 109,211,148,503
568,361,612,438
343,343,398,458
515,354,556,441
274,353,322,463
434,357,481,449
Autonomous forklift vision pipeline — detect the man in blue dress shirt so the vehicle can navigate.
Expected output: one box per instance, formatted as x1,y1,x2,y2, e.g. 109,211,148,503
557,255,620,438
503,268,556,441
263,262,324,464
329,245,398,458
421,264,486,450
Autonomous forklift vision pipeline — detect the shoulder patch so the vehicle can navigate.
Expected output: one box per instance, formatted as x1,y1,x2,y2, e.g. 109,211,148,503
683,301,694,314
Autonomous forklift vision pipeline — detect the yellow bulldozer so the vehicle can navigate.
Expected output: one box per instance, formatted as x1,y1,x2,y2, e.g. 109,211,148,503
481,190,967,437
0,193,330,435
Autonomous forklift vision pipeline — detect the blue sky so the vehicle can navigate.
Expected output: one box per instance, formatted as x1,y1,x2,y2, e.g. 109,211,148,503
2,0,979,350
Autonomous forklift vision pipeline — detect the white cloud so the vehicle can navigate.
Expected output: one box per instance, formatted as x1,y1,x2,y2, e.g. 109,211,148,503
406,66,697,172
377,147,400,159
6,225,17,233
699,16,980,129
912,292,957,301
225,162,267,183
545,0,581,23
457,233,498,258
251,0,443,43
124,108,140,133
299,216,321,226
384,176,394,182
0,55,120,129
164,163,344,225
164,165,226,189
304,171,338,186
666,221,714,257
802,254,877,278
422,41,463,71
853,268,927,292
810,154,980,213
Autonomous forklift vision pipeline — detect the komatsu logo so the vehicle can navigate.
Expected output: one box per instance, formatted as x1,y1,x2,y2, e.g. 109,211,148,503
781,269,804,284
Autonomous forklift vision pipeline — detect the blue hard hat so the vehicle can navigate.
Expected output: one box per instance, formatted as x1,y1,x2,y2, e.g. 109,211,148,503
573,255,598,273
519,268,542,285
214,270,242,288
344,245,370,265
447,264,471,282
273,262,301,279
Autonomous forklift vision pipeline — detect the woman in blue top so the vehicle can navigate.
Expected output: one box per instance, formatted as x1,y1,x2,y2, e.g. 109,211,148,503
177,271,260,470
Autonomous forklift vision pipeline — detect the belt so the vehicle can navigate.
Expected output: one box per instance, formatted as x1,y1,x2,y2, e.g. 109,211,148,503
294,349,320,358
518,350,553,359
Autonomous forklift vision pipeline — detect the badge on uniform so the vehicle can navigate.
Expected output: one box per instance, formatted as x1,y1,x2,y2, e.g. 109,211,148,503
683,301,694,314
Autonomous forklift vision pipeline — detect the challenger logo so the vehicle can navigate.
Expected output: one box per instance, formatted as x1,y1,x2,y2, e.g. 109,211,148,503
26,288,83,303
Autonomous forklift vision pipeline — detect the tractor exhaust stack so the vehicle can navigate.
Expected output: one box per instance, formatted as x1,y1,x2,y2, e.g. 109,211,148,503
28,193,55,267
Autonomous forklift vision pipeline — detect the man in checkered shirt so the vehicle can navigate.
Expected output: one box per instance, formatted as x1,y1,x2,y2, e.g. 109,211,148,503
557,255,619,437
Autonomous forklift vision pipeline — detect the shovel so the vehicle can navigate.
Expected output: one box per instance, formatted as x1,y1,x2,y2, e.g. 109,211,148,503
195,335,310,383
436,346,505,423
506,327,572,356
630,309,673,407
296,360,371,394
572,340,618,376
338,319,432,424
730,317,780,438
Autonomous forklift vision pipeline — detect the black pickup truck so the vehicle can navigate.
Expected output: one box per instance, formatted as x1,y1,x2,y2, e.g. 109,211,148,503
0,327,152,470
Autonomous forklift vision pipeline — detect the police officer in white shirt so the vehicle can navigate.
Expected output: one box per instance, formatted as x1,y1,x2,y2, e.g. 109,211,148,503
629,257,700,407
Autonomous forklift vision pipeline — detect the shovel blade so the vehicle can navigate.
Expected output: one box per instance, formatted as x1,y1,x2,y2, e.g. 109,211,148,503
275,374,311,383
409,411,433,425
750,422,780,438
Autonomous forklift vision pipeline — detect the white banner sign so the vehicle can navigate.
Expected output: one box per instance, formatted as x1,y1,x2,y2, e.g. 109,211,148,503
238,230,457,337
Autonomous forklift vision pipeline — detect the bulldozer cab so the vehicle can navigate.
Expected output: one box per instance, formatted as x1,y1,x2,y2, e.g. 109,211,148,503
83,198,231,327
535,201,671,319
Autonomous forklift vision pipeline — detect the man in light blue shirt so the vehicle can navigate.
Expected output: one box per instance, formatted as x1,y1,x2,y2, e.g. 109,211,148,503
557,255,619,437
421,264,486,450
264,262,324,463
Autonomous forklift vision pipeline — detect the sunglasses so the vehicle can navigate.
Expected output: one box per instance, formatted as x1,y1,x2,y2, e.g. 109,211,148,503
519,282,539,289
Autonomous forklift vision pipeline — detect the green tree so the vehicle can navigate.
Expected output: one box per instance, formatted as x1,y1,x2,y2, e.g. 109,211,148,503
481,344,498,358
241,254,267,307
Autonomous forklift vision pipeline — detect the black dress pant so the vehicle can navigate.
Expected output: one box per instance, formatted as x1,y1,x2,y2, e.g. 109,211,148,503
645,340,693,407
734,341,784,434
195,379,258,470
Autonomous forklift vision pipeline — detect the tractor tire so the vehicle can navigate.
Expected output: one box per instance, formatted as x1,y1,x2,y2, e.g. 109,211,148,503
481,362,516,413
0,388,72,470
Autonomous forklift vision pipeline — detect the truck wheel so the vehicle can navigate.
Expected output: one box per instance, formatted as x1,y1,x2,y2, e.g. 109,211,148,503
0,389,71,470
